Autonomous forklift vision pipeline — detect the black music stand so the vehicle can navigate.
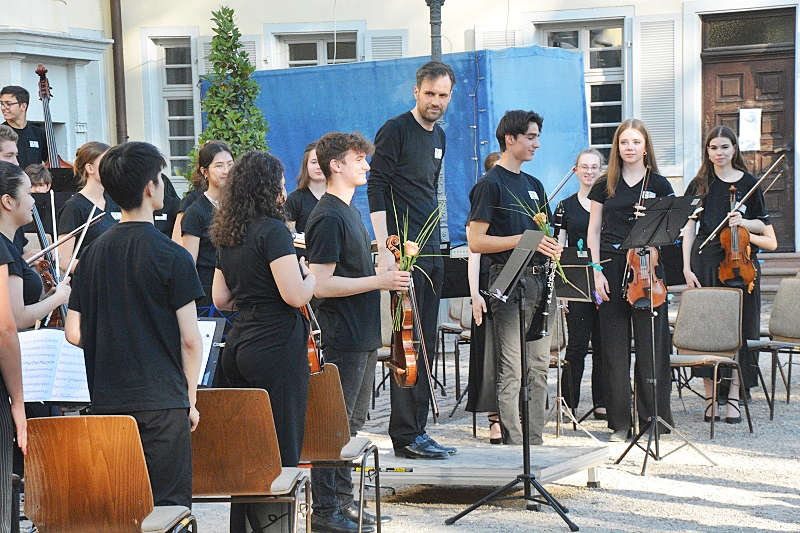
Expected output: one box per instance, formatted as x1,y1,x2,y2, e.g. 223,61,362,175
614,195,714,475
446,230,579,532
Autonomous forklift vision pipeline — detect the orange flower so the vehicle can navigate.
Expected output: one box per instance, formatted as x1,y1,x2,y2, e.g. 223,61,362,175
533,211,548,227
404,240,420,257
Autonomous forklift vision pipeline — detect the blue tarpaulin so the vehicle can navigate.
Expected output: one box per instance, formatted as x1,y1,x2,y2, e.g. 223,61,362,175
241,45,587,246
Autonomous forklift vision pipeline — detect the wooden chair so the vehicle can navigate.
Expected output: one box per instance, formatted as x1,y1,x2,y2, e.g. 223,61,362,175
670,287,753,439
25,415,196,533
301,363,382,533
191,388,311,533
746,277,800,419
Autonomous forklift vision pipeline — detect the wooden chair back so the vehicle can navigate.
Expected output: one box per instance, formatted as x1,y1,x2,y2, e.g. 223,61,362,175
191,388,282,496
672,287,742,356
25,416,153,533
300,363,351,462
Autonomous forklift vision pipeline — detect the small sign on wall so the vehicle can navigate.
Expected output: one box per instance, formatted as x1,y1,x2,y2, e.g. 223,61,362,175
738,108,762,152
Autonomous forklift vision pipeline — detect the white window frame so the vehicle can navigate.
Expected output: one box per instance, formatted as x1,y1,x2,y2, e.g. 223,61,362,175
263,21,367,69
141,27,202,190
283,32,358,68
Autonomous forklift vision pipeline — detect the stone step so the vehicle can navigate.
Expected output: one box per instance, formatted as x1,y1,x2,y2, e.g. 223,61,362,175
759,252,800,268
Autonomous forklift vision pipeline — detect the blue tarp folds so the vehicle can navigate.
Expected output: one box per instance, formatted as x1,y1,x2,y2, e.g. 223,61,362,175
241,45,588,245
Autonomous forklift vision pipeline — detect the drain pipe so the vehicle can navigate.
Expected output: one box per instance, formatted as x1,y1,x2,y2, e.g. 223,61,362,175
110,0,128,143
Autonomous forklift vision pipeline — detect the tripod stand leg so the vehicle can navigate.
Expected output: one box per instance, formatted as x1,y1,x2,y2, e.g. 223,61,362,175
444,478,521,525
528,476,580,531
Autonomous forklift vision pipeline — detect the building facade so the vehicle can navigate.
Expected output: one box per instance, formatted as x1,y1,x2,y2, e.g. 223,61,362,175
1,0,797,250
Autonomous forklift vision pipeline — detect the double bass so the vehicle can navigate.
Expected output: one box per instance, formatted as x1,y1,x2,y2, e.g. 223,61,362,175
624,167,667,309
36,64,72,171
384,235,439,422
718,185,757,293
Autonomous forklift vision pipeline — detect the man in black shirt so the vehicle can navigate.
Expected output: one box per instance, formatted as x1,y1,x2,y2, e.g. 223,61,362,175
1,86,48,168
468,110,561,445
65,142,204,508
307,132,408,533
368,61,456,459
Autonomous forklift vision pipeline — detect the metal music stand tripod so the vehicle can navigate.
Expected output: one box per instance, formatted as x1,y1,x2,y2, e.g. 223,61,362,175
614,195,715,475
446,230,579,531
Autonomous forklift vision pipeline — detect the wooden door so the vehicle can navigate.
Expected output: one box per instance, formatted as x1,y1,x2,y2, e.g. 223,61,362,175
703,54,795,252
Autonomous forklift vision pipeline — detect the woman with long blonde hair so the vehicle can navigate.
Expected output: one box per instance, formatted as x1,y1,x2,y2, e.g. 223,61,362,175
587,119,675,442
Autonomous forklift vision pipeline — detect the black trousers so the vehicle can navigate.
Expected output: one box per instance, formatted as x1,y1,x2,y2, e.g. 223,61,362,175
562,301,607,411
598,252,673,432
389,255,443,448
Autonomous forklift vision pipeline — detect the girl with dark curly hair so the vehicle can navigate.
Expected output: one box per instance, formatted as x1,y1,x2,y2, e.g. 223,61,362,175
210,150,315,533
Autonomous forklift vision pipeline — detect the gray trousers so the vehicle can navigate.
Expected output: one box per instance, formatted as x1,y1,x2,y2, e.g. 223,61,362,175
489,268,550,445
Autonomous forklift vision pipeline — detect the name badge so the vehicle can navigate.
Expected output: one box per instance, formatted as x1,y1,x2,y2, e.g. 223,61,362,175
642,190,656,200
738,205,747,214
29,140,39,149
155,214,167,221
528,191,539,201
577,250,588,258
110,212,122,221
434,148,442,159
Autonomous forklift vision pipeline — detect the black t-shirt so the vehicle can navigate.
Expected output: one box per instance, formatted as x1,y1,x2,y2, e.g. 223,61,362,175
467,165,551,268
556,194,590,248
0,241,12,266
181,194,216,288
68,222,204,413
285,188,319,234
368,111,445,250
178,189,202,214
58,192,120,258
306,193,381,352
3,122,47,168
13,228,27,254
216,216,299,316
154,174,181,237
588,173,674,254
0,233,42,305
685,171,770,250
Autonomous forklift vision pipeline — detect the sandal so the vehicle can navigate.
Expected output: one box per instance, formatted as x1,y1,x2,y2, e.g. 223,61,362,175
724,401,741,424
704,398,720,422
488,414,503,445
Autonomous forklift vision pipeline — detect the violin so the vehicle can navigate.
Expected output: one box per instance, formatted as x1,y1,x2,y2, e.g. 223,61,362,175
30,203,67,327
385,235,439,421
384,236,417,388
301,304,324,374
624,168,667,309
36,64,73,170
718,185,757,293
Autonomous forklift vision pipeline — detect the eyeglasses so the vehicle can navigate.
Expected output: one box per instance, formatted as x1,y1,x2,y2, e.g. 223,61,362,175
0,101,19,109
578,165,600,171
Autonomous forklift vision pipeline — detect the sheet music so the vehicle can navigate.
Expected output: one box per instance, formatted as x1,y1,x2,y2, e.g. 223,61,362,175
19,329,63,402
50,341,90,402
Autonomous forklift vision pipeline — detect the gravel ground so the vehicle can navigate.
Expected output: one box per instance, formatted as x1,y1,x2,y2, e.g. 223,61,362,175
191,351,799,532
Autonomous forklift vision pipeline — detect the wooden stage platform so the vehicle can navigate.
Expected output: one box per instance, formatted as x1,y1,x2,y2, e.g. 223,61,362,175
360,434,608,488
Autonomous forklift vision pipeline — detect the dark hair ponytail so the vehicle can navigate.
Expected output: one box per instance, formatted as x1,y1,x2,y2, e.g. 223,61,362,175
0,161,25,199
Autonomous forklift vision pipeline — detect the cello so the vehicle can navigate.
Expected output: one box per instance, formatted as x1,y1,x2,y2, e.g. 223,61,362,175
384,235,439,421
35,64,72,171
624,167,667,310
718,185,757,293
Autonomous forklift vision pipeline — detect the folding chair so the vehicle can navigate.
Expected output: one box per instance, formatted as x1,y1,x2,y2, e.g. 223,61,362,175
301,363,382,533
25,415,197,533
670,287,753,439
746,277,800,419
191,388,311,533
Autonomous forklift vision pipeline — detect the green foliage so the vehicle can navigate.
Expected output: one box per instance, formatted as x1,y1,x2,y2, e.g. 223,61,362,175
190,5,268,178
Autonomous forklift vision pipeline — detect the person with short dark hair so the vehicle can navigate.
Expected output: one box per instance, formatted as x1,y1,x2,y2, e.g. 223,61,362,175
210,151,315,532
368,61,457,460
0,86,48,168
179,140,233,313
56,141,115,274
23,163,51,193
286,141,326,235
468,110,562,445
65,141,204,508
306,132,408,532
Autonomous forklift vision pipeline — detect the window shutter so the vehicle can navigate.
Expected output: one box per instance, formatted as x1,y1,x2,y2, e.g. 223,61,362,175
637,17,680,168
366,30,407,61
475,27,520,50
199,35,260,75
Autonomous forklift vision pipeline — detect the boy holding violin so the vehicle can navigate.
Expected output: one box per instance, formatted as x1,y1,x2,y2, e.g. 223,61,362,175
305,132,407,533
682,125,777,423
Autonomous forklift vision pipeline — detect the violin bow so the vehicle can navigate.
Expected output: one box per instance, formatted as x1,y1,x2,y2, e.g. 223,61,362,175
697,153,786,252
50,190,60,276
26,212,105,266
64,205,97,276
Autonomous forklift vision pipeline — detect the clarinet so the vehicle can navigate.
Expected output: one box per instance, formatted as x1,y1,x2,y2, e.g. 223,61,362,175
532,208,563,338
